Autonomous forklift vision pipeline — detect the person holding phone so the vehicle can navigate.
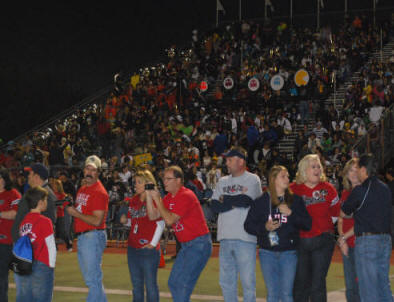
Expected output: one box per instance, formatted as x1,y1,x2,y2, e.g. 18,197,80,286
245,165,311,302
120,169,165,302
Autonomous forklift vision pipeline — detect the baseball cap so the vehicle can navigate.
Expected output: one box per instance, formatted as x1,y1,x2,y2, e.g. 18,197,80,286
85,155,101,170
224,147,247,160
24,163,49,180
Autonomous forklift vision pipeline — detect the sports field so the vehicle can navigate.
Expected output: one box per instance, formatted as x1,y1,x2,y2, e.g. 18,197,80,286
7,242,394,301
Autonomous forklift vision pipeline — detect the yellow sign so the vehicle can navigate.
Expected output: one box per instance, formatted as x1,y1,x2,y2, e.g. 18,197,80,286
294,69,310,87
133,153,152,167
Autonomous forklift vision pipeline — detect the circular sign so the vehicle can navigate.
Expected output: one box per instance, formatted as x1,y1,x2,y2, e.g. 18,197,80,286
248,77,260,91
294,69,310,87
200,81,208,92
270,74,284,91
223,77,234,90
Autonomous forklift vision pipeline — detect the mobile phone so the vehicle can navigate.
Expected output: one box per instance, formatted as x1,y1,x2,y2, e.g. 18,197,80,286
145,183,155,190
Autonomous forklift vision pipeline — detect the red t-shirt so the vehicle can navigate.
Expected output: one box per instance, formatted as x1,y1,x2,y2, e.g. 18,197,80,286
163,186,209,243
19,212,56,268
340,189,356,247
0,189,21,244
290,182,340,238
73,181,109,233
126,195,164,249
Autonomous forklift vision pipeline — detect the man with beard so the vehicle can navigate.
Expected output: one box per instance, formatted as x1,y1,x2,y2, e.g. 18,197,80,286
66,155,109,302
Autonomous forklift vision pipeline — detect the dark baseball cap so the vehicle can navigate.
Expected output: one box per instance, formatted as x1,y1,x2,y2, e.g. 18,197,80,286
224,147,247,160
24,163,49,180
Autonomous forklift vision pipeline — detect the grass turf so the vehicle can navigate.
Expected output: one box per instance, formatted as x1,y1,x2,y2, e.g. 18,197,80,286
7,251,394,301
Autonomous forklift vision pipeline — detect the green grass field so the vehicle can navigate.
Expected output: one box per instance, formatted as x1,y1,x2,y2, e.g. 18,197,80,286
7,250,394,301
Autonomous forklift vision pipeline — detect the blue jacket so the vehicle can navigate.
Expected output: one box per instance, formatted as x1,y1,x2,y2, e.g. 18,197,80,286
244,192,311,251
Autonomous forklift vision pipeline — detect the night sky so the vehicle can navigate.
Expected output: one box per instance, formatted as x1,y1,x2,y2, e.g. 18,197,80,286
1,0,392,143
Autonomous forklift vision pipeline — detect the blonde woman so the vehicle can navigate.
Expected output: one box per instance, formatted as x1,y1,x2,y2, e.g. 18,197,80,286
290,154,340,302
337,159,361,302
120,169,165,302
245,166,311,302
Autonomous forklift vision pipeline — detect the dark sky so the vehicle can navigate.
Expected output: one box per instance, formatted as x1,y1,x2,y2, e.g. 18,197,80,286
1,0,392,142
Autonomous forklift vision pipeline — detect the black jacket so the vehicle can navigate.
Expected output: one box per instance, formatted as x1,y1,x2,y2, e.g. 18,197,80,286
244,192,311,251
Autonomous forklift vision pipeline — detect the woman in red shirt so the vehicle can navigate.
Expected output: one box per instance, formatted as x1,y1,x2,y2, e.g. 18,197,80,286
290,154,340,302
337,158,361,302
120,169,164,302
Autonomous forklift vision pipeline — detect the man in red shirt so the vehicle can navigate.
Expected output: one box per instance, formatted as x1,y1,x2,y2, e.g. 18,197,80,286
153,165,212,302
66,155,109,302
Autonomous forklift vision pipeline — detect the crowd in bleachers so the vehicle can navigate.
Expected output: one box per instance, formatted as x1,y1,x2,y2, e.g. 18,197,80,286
0,15,393,233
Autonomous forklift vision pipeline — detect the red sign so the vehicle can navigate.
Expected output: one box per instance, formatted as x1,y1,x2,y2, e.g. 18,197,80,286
200,81,208,92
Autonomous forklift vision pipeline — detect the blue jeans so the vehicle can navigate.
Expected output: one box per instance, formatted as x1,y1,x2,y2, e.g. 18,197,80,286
168,234,212,302
259,249,297,302
0,244,12,302
219,239,257,302
77,230,107,302
15,261,54,302
342,247,360,302
127,246,160,302
355,234,393,302
293,233,335,302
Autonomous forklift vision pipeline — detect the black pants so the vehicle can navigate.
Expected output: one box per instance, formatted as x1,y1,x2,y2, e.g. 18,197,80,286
0,244,12,302
293,233,335,302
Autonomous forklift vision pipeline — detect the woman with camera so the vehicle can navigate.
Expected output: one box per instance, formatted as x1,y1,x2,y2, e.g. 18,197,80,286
244,165,311,302
120,169,165,302
290,154,340,302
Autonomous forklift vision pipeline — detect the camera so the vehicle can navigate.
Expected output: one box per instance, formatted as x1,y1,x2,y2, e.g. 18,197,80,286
145,183,155,190
56,195,74,207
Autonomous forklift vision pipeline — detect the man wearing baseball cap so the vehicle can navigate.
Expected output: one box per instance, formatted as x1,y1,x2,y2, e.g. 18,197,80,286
211,146,262,302
66,155,109,302
11,163,57,242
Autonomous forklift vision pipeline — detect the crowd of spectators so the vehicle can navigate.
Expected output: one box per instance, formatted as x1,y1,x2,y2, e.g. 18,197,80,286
0,15,393,237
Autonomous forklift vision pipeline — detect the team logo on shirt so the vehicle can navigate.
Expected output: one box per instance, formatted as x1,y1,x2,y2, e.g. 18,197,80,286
128,206,147,218
0,235,7,240
19,223,37,242
173,221,184,232
303,190,328,206
223,184,245,194
0,200,3,205
75,193,89,212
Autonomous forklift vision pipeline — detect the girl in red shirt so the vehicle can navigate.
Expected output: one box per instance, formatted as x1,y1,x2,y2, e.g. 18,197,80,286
120,169,164,302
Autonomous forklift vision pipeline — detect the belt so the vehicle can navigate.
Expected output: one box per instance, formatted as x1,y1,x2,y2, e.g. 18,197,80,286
75,229,105,237
356,232,389,237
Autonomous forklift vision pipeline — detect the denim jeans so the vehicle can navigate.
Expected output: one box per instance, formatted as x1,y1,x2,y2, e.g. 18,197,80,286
259,249,297,302
77,230,107,302
168,234,212,302
0,244,12,302
219,239,257,302
127,246,160,302
15,261,54,302
342,247,360,302
293,233,335,302
355,234,393,302
298,100,309,124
